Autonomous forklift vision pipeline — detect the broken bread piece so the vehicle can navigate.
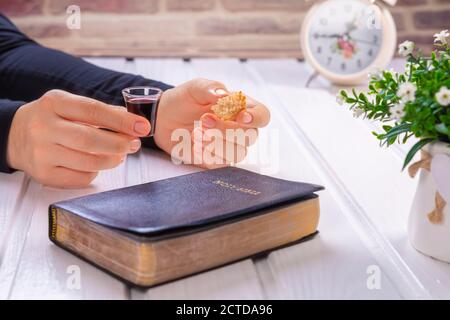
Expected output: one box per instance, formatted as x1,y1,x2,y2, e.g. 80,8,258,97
211,91,246,121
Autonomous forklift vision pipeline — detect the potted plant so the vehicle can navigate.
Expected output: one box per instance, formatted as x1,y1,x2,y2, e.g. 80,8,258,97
338,30,450,262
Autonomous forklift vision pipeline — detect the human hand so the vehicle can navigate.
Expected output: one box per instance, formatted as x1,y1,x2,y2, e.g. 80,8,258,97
7,90,151,188
154,78,270,168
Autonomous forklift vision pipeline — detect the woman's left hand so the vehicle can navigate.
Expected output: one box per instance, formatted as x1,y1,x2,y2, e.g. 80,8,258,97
154,78,270,168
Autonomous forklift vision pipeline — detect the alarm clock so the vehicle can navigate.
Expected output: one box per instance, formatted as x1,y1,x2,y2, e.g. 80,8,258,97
300,0,397,85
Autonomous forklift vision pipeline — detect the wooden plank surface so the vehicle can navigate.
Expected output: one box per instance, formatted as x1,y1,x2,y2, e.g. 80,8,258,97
2,59,131,300
129,58,403,299
129,58,265,300
0,172,31,298
248,59,449,298
0,58,448,299
185,59,408,299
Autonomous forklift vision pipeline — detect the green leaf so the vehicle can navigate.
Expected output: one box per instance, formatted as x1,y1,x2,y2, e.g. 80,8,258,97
387,135,397,145
358,93,368,103
402,138,434,171
402,133,410,144
380,123,411,140
336,42,449,155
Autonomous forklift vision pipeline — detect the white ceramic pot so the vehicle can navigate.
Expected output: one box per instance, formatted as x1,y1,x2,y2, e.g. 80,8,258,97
408,142,450,262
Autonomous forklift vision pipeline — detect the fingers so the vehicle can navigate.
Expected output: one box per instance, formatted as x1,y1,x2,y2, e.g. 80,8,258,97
184,78,228,106
235,97,270,128
205,143,247,165
15,90,143,189
180,79,270,127
38,142,126,188
193,150,229,170
171,129,247,169
49,144,125,172
42,167,98,189
193,129,248,164
191,126,248,169
53,120,141,155
199,113,258,146
44,90,151,136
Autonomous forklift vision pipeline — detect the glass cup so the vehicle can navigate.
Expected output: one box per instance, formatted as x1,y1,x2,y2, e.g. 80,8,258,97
122,86,162,137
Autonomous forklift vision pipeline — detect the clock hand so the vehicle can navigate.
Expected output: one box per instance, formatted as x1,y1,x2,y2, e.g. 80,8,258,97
315,33,343,39
315,18,359,39
316,32,377,46
345,18,358,35
348,37,378,46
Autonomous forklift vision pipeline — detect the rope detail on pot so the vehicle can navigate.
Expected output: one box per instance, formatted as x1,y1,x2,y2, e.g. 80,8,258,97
408,150,431,178
409,150,447,225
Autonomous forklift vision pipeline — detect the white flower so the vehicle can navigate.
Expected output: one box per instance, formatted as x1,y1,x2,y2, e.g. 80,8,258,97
368,68,383,80
397,82,417,102
336,94,344,105
398,41,414,57
436,86,450,106
352,107,364,118
390,102,405,120
434,29,449,45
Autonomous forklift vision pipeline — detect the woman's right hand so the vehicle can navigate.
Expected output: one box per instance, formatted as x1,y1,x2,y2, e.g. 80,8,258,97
6,89,151,188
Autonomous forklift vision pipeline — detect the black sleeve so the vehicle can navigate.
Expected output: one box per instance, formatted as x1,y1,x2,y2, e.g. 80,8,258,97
0,13,173,173
0,99,25,173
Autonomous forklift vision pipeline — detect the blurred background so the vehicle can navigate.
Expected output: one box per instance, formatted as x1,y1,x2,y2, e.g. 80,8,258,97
1,0,449,58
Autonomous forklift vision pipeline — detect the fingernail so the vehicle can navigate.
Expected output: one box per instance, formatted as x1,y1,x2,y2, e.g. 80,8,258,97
246,97,256,108
134,121,150,135
210,88,227,96
202,116,216,128
241,112,253,124
130,139,141,152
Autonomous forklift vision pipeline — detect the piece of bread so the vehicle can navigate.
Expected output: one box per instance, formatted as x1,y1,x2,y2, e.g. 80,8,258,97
211,91,246,121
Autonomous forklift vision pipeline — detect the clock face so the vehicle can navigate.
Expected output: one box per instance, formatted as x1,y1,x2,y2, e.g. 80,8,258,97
307,0,384,75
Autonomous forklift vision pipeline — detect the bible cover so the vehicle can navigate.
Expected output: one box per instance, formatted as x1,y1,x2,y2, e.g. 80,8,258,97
49,167,324,286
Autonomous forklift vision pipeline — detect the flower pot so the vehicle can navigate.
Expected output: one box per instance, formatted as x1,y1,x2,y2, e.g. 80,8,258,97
408,142,450,262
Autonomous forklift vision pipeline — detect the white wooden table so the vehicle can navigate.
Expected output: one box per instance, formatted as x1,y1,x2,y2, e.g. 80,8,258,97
1,58,449,300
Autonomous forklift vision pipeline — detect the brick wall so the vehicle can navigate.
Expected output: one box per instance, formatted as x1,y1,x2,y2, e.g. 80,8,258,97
1,0,449,58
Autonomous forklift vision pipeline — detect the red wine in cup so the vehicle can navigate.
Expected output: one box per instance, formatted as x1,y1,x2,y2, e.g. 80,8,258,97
125,97,158,136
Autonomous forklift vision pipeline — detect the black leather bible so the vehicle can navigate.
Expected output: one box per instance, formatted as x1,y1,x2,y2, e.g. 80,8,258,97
49,167,324,287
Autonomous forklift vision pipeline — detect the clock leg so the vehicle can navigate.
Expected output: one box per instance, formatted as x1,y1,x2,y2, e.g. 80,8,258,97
305,71,320,88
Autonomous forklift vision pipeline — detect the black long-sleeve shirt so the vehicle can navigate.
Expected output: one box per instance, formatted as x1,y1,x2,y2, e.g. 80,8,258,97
0,13,172,173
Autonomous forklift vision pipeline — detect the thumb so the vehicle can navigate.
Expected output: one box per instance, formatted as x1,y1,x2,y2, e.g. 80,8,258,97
184,78,228,105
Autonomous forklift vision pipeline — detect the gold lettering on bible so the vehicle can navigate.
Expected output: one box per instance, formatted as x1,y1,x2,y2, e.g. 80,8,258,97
212,180,261,196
